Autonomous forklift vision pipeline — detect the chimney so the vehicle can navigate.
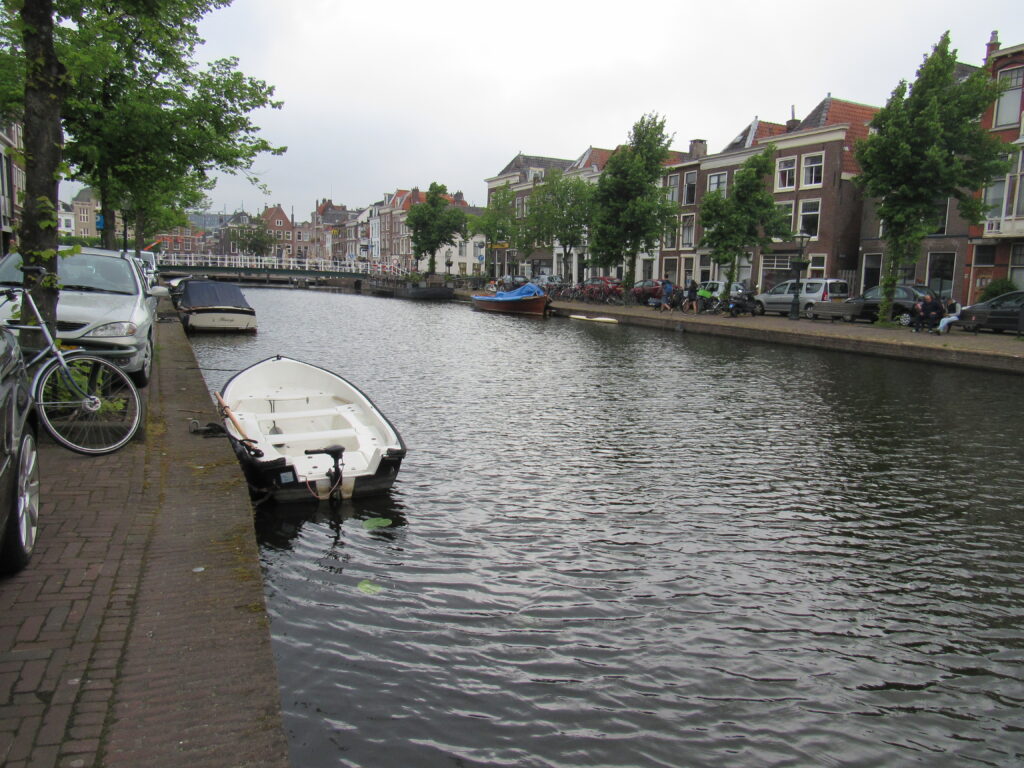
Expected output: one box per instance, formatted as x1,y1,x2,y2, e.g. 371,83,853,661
785,105,800,132
986,30,1000,62
689,139,707,158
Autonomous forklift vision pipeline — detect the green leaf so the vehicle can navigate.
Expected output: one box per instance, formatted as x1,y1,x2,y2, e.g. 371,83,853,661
357,579,382,595
362,517,392,530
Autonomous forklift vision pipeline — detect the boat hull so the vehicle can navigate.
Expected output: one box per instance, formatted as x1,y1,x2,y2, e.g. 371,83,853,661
220,356,406,502
182,308,258,332
470,293,550,316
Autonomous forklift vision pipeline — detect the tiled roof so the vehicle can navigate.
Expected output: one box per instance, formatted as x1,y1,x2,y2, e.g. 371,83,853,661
567,147,615,174
496,153,574,178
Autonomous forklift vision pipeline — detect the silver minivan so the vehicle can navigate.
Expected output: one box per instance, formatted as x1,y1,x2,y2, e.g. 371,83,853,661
754,278,849,317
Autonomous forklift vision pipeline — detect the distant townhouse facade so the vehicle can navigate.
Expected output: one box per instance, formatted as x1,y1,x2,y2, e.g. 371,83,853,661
261,204,295,263
156,226,203,259
1,123,24,256
969,32,1024,302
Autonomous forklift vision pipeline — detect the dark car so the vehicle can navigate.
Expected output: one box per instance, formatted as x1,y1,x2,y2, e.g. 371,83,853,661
959,290,1024,333
840,284,935,325
499,275,529,291
0,325,39,575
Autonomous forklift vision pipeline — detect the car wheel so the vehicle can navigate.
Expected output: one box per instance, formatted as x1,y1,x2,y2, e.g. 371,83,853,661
754,302,765,315
842,314,855,323
0,429,40,575
804,304,815,319
896,311,913,326
130,336,153,388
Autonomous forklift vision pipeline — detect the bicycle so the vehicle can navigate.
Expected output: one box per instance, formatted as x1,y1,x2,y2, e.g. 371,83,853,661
1,275,142,455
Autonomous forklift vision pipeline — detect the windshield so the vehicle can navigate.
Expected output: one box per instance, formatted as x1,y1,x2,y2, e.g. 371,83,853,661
0,252,138,295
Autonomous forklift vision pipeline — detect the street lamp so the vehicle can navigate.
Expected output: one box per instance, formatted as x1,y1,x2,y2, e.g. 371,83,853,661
788,231,811,320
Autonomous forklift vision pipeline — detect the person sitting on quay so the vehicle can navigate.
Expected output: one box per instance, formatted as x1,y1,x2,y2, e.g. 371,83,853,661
937,297,960,334
913,293,944,333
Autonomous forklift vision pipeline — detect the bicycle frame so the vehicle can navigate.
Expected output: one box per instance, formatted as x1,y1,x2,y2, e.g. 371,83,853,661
1,286,96,401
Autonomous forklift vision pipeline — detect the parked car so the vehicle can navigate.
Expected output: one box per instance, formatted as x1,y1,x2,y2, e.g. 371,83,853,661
0,324,39,575
631,279,670,303
0,247,169,387
531,274,564,288
754,278,850,317
838,284,935,325
579,276,622,301
700,280,747,298
499,275,529,291
959,290,1024,333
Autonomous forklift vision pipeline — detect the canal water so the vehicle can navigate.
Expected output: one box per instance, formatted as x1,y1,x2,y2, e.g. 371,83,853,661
191,287,1024,768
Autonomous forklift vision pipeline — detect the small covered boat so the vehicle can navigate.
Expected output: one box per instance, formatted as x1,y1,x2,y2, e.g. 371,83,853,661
178,279,257,332
471,282,550,316
218,356,406,502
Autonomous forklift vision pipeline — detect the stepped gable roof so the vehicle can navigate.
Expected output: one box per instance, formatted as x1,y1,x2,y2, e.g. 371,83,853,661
567,146,614,174
496,153,574,179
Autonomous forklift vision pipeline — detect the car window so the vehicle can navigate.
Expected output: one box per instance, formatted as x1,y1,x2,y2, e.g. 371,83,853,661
770,283,788,295
894,287,912,299
803,281,822,293
990,292,1024,308
61,254,138,295
863,286,880,299
831,281,849,295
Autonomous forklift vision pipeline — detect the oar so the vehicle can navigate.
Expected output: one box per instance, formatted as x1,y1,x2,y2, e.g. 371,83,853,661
215,392,264,458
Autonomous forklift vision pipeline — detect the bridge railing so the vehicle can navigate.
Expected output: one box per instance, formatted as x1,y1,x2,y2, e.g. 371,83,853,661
157,253,409,277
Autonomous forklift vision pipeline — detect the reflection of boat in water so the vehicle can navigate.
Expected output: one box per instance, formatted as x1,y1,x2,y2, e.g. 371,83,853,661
471,283,550,316
254,497,407,551
569,314,619,324
219,356,406,502
394,283,454,300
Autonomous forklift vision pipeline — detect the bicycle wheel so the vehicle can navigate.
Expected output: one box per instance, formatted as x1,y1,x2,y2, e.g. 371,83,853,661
35,355,142,455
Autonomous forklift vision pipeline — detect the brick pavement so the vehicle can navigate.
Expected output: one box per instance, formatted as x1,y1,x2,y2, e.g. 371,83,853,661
0,315,290,767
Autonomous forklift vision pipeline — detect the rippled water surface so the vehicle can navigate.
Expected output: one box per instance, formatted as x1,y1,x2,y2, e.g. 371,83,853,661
191,288,1024,768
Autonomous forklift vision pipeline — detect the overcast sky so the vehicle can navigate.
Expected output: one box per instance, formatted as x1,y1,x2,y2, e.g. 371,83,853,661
187,0,1023,220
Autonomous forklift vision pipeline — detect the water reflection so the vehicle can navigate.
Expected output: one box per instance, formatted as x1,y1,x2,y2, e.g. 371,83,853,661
192,288,1024,768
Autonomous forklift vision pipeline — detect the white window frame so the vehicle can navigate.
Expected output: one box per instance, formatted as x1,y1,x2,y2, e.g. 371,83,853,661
680,214,695,248
775,157,796,191
275,219,283,226
708,172,728,197
994,66,1024,128
801,153,824,188
798,199,821,240
665,174,679,202
683,171,697,205
773,201,794,241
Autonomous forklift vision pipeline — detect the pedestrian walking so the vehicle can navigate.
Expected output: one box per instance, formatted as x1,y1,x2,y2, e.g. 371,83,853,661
660,275,674,312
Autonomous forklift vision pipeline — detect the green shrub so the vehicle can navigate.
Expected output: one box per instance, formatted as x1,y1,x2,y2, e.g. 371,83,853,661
979,277,1019,302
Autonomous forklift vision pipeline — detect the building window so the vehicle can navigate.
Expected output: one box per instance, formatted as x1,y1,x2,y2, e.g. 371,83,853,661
665,174,679,202
798,199,821,238
970,249,995,270
663,222,677,249
680,214,695,248
708,172,728,197
802,154,824,187
275,219,283,226
995,67,1024,127
984,179,1006,218
286,231,292,240
773,201,794,241
776,157,796,190
1010,244,1024,289
683,171,697,205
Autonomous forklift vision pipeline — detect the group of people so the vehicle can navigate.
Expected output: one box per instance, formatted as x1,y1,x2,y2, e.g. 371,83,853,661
657,277,704,314
913,294,959,334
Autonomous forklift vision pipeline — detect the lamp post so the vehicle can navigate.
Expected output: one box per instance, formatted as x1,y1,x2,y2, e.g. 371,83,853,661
788,232,811,320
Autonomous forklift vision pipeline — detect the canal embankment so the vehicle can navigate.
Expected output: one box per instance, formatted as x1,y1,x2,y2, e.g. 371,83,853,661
455,290,1024,375
0,309,289,767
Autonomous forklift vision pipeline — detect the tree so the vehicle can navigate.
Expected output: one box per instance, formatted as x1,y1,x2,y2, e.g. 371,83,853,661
230,220,275,259
468,184,517,278
856,31,1014,321
406,183,467,275
589,113,677,289
524,169,594,278
699,145,792,296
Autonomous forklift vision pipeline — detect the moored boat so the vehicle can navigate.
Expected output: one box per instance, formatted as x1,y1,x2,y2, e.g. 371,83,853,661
218,356,406,502
178,279,257,332
471,283,550,316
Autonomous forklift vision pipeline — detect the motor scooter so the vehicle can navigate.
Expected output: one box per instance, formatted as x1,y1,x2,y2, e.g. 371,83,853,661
727,291,758,317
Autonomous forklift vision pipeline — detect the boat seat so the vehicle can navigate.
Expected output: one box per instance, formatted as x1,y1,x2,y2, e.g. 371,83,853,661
258,406,356,421
268,428,358,445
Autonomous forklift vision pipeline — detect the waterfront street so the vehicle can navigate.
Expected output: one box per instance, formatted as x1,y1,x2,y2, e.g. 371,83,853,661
0,312,289,768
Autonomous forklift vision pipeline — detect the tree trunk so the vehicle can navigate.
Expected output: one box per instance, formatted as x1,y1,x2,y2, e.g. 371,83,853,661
19,0,64,337
98,168,117,250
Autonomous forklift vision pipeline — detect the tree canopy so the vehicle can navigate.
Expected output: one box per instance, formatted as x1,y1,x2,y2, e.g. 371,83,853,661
468,184,517,278
589,113,676,289
523,169,594,278
406,182,467,274
699,145,792,294
855,31,1013,315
